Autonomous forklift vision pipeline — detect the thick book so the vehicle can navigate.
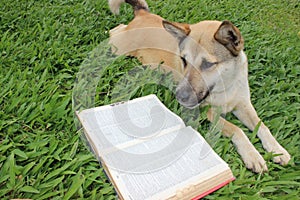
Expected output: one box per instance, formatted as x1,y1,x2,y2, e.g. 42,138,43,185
76,94,234,200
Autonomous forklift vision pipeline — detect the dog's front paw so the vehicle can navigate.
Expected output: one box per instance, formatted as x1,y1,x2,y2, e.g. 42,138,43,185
258,125,291,165
270,145,291,165
240,148,268,173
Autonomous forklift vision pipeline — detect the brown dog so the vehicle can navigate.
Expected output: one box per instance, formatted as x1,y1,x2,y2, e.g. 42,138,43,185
108,0,290,173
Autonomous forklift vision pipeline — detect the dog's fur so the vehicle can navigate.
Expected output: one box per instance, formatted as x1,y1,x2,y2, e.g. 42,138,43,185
108,0,291,173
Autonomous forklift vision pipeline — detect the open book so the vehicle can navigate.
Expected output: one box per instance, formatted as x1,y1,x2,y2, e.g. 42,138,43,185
76,95,234,200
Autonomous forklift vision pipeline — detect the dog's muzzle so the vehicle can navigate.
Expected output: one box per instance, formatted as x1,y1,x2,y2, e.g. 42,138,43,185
175,84,210,109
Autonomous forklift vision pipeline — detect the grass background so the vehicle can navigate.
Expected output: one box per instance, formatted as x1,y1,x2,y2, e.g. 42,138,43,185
0,0,299,199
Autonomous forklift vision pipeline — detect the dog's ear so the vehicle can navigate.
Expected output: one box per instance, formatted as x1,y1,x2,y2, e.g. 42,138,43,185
162,20,191,43
214,20,244,56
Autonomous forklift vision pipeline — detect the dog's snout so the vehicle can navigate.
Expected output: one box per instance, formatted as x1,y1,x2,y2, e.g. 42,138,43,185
176,89,190,103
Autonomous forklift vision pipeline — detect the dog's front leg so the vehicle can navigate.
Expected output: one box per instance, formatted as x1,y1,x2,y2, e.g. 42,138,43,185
207,109,268,173
233,101,291,165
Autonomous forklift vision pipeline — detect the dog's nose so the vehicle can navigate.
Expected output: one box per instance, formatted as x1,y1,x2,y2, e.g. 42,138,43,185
176,90,189,103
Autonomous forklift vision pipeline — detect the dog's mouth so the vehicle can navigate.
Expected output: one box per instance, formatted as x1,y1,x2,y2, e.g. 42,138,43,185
176,88,211,109
189,90,210,109
198,90,210,103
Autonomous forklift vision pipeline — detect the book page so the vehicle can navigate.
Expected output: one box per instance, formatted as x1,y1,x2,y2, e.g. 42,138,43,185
107,127,229,200
77,95,185,168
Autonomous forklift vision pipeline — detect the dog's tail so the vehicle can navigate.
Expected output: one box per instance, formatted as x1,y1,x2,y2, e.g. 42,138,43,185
108,0,149,15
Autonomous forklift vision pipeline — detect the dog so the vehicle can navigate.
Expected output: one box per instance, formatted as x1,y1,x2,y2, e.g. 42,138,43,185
108,0,291,173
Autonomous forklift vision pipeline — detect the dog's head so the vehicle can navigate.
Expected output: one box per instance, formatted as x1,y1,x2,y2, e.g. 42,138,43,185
163,20,245,108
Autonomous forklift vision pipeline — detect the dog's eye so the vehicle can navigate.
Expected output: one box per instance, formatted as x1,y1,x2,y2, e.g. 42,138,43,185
181,57,187,68
200,58,217,70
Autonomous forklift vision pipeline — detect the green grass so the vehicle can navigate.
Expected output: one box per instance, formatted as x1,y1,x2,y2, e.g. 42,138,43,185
0,0,299,199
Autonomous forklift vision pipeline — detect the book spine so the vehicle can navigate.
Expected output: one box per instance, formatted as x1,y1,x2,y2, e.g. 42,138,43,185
191,177,235,200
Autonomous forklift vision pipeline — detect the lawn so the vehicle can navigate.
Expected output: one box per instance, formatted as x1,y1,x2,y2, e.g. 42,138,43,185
0,0,299,199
